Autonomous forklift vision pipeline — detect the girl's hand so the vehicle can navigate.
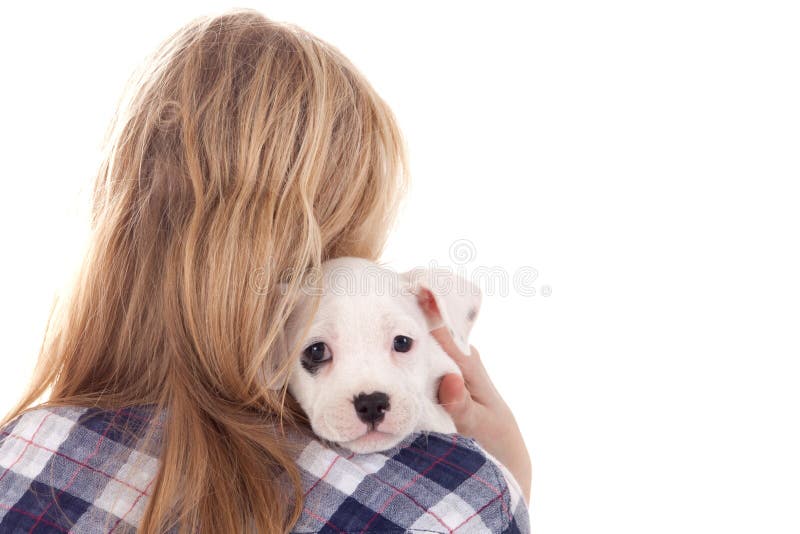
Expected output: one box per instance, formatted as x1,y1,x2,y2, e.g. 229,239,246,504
433,327,532,504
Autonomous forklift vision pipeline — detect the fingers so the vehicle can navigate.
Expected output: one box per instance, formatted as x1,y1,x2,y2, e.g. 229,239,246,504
430,327,481,367
430,326,500,407
437,373,476,435
430,326,467,358
438,373,468,409
432,324,490,375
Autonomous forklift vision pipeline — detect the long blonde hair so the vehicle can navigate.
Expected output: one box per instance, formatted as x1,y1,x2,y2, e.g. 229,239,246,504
3,8,408,533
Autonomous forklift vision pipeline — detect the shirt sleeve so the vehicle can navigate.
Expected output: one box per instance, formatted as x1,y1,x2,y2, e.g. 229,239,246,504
468,439,531,534
293,431,531,533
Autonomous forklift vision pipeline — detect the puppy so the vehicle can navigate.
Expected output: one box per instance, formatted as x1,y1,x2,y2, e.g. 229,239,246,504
283,257,481,454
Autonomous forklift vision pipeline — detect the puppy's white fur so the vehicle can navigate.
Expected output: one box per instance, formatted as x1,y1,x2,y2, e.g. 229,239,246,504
284,257,481,453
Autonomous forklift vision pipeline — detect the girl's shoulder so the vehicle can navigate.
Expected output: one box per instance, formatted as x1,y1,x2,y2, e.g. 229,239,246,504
0,404,161,533
290,431,530,533
0,406,530,533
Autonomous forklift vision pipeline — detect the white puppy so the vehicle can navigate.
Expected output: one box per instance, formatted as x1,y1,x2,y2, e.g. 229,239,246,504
284,257,481,454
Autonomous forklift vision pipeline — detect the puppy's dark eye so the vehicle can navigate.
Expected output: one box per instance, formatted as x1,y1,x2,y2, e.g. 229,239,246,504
303,342,332,364
393,335,413,353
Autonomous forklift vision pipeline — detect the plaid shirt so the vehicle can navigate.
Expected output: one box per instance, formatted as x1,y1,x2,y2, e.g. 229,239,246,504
0,405,529,533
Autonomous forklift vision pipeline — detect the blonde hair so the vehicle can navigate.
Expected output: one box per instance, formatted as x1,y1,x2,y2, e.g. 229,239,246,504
3,8,408,533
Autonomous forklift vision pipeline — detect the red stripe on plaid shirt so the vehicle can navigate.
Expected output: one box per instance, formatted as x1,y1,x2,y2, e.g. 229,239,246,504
0,430,150,496
369,471,452,533
27,408,124,532
0,503,69,533
304,507,346,534
359,434,459,534
452,486,509,532
0,412,53,486
109,475,158,533
408,443,512,520
303,451,356,499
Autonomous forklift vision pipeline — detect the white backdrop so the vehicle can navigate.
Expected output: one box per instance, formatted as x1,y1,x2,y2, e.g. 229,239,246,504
1,2,798,532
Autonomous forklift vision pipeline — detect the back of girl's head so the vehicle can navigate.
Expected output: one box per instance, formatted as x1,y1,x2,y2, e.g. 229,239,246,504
6,8,408,533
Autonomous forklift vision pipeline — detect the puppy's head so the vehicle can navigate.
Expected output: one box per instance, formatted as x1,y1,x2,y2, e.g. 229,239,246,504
282,257,481,453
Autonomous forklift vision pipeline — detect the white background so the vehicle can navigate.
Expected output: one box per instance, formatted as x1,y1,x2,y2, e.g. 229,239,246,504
1,2,799,532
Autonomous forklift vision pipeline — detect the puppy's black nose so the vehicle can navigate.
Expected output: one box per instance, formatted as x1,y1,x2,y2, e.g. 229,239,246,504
353,392,390,425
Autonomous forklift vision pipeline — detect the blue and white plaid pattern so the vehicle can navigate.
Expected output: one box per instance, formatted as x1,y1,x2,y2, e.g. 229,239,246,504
0,406,529,533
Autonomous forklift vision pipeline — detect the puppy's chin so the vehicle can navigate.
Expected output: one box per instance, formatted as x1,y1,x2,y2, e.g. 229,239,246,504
340,430,404,454
309,418,406,454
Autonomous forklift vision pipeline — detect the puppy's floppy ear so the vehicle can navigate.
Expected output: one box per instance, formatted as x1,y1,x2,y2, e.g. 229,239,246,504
402,267,482,355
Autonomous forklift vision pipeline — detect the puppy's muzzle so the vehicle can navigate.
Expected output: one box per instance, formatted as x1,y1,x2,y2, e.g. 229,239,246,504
353,392,390,425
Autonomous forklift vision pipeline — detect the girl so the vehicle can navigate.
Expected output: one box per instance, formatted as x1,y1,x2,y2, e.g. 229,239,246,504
0,9,530,533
